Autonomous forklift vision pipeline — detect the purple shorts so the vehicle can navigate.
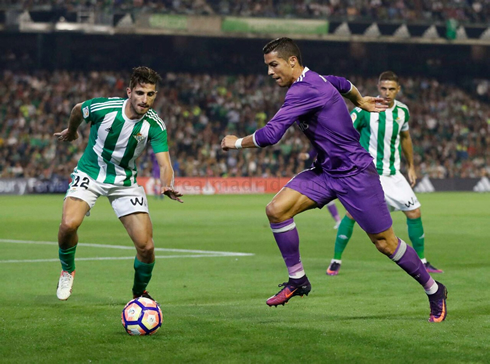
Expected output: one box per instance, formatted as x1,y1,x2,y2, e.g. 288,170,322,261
285,164,392,234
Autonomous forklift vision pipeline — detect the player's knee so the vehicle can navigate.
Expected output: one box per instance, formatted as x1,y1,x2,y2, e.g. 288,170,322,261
265,201,284,222
137,240,154,259
406,208,421,219
373,236,398,256
373,239,391,255
59,218,81,235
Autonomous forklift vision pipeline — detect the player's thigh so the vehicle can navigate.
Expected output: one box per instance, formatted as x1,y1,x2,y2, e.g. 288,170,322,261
280,167,336,210
119,212,153,249
380,172,421,212
335,164,392,234
266,186,317,221
63,169,102,226
61,197,91,228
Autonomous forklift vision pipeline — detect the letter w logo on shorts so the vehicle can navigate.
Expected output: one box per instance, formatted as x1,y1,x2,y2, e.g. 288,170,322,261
130,197,145,206
404,197,416,208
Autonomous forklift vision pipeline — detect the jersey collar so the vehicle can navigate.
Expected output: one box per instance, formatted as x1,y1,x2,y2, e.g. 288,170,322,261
294,66,310,84
122,99,146,122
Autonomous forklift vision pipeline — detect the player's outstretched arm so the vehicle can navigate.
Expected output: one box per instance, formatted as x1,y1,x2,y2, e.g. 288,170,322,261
344,84,388,113
400,130,417,187
155,151,184,203
53,103,83,142
221,134,256,151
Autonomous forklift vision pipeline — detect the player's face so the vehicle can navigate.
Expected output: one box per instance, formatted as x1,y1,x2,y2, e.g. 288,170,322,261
377,80,400,108
264,51,295,87
126,82,157,117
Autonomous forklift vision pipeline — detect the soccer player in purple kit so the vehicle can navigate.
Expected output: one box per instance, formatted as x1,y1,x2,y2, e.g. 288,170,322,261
149,149,164,199
221,38,447,322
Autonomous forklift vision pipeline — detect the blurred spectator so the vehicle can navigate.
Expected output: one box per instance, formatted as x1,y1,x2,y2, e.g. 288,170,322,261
1,69,489,180
2,0,490,25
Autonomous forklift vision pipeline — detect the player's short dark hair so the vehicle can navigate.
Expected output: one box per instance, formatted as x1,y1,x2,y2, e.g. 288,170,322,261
129,66,162,90
263,37,303,66
378,71,399,84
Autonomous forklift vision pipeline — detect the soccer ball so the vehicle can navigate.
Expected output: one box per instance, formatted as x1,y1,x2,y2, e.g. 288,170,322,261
121,297,163,336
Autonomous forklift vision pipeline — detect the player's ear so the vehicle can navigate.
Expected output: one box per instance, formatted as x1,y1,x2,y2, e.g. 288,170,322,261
126,87,131,97
289,56,296,68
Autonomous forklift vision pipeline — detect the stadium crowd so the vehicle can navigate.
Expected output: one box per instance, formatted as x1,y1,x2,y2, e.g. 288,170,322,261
1,69,489,181
3,0,490,24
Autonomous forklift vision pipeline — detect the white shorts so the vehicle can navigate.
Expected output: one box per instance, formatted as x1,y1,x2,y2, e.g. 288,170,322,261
379,171,421,212
65,169,149,218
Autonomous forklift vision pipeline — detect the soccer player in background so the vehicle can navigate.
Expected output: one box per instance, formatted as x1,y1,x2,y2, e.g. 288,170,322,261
221,38,447,322
327,71,442,276
149,149,164,199
54,66,183,301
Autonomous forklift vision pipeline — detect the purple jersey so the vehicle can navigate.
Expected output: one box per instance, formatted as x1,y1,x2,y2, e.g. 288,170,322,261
253,67,373,176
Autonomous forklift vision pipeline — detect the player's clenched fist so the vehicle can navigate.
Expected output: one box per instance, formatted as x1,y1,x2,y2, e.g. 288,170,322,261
221,135,238,151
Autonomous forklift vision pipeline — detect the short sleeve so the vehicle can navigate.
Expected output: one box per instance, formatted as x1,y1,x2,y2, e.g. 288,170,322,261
350,107,366,131
400,108,410,132
82,97,119,123
150,127,168,153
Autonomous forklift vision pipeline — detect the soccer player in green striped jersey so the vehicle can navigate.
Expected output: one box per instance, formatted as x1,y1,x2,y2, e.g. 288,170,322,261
54,66,183,302
327,71,443,276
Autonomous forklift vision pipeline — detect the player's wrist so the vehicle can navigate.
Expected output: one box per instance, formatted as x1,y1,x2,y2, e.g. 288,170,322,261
235,138,243,149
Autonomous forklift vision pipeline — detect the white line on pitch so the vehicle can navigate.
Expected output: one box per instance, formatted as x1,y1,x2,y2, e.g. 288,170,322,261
0,239,254,257
0,254,246,264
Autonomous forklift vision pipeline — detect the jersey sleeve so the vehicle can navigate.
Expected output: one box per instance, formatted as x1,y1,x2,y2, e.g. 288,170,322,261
324,75,352,95
400,107,410,132
81,97,123,124
350,107,366,131
253,83,325,147
149,126,169,153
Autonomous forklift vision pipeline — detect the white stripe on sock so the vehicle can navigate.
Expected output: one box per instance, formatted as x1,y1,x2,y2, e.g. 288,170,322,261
425,281,439,295
390,240,407,262
271,222,296,234
289,270,305,279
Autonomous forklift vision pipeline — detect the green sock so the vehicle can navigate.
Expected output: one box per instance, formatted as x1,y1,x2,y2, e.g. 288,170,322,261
407,217,425,259
132,257,155,296
333,215,356,260
59,245,77,273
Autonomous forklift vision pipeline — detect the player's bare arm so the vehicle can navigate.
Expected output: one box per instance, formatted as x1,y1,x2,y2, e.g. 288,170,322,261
221,134,256,151
155,151,183,203
54,103,83,142
400,130,417,187
344,84,388,113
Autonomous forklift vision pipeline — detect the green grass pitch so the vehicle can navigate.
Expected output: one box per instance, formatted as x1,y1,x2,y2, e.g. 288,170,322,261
0,193,489,363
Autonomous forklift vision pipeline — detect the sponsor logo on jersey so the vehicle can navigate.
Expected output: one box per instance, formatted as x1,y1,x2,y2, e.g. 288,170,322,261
105,127,113,133
351,113,357,122
83,106,89,118
133,133,145,142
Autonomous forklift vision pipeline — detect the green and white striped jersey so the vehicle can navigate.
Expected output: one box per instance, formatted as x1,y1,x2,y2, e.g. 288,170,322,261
77,97,168,186
351,100,410,176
